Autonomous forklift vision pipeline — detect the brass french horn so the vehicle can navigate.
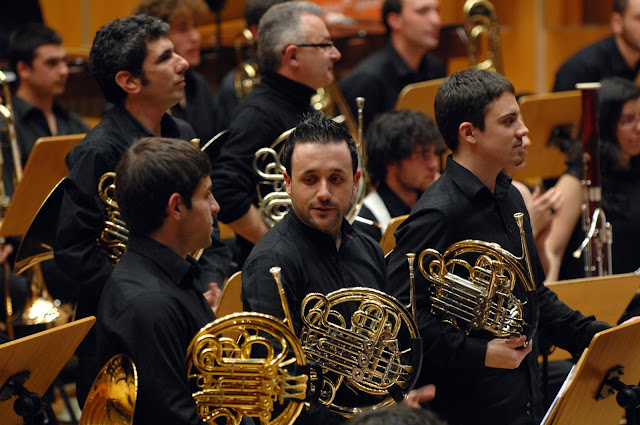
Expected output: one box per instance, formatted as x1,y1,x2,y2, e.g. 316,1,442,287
233,29,261,101
463,0,504,74
417,213,538,339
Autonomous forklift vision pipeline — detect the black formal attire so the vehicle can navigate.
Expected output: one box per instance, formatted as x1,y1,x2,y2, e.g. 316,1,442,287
54,104,228,406
340,43,446,130
170,69,220,144
354,182,412,242
386,157,609,425
211,72,316,268
553,36,640,92
213,69,238,133
242,209,386,424
96,235,214,425
1,95,89,196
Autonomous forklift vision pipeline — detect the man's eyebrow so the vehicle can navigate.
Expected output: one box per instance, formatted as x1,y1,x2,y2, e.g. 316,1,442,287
155,47,173,63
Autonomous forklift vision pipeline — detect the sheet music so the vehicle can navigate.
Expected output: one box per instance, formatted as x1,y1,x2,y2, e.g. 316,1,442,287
541,364,576,425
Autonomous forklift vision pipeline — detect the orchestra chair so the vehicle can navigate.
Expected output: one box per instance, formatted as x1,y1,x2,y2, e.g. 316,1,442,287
394,78,445,120
511,90,582,187
216,271,243,318
379,214,409,256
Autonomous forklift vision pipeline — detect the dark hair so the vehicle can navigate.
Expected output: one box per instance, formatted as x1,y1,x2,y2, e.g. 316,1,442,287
598,77,640,170
89,15,170,105
366,110,444,186
347,406,446,425
134,0,209,24
382,0,402,35
115,137,211,236
435,68,514,152
8,23,62,72
245,0,292,27
614,0,628,14
282,112,358,175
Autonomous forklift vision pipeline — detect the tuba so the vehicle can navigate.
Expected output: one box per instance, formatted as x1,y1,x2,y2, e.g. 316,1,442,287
233,29,261,101
572,82,613,277
186,267,310,425
463,0,504,74
417,213,538,339
253,96,366,227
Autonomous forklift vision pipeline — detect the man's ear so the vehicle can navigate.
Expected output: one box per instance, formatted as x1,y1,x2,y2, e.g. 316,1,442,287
166,192,183,220
282,45,298,66
387,12,402,32
611,12,623,36
352,169,362,196
16,61,31,82
284,170,292,195
459,122,477,145
115,70,142,95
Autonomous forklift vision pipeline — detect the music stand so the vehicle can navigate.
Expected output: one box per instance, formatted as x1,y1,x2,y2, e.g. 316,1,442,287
544,273,640,361
542,319,640,424
0,316,94,425
0,134,84,238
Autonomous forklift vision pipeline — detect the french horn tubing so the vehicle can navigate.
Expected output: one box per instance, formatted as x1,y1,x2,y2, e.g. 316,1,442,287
417,212,538,340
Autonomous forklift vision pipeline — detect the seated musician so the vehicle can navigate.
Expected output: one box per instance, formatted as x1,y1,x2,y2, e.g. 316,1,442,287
355,109,443,241
53,15,225,406
545,77,640,317
214,0,292,131
95,136,217,425
134,0,222,142
386,69,611,425
340,0,446,131
243,112,435,424
211,1,341,270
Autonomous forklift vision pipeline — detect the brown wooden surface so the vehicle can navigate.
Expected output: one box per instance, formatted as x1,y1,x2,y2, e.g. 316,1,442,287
0,134,84,238
379,214,408,256
545,319,640,425
0,316,95,425
216,271,243,318
395,78,445,120
543,273,640,361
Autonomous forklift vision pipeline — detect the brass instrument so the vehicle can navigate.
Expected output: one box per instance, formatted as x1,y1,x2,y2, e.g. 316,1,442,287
97,172,128,265
299,285,421,417
186,267,309,425
233,29,261,101
463,0,504,74
254,96,366,227
417,212,538,339
572,82,613,277
80,354,138,425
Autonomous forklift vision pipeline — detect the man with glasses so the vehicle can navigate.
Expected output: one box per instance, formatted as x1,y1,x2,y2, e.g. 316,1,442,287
211,1,341,270
340,0,445,130
354,110,444,241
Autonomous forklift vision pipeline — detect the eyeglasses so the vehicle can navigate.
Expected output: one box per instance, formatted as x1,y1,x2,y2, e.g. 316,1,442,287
281,41,335,55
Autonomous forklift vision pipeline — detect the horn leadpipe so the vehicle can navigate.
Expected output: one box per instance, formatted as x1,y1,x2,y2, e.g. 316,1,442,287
356,97,365,165
406,253,417,321
514,213,535,289
270,266,296,335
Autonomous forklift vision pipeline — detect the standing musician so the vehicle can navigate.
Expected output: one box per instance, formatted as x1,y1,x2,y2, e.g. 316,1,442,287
211,1,341,270
95,137,218,425
53,15,225,407
242,112,435,424
354,110,444,242
134,0,222,142
340,0,445,131
553,0,640,92
386,69,611,425
545,78,640,317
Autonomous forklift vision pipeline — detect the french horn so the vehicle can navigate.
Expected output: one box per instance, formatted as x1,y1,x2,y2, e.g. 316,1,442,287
417,212,538,339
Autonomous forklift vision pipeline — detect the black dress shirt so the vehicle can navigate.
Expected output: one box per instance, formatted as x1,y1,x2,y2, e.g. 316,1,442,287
386,157,609,425
170,69,220,143
212,68,238,133
1,95,89,196
354,182,412,242
340,43,446,130
96,235,215,425
553,36,640,92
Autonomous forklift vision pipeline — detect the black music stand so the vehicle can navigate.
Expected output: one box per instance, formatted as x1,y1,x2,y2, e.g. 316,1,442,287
0,317,94,425
542,319,640,424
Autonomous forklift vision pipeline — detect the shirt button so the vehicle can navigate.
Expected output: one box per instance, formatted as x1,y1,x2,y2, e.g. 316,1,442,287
526,401,532,408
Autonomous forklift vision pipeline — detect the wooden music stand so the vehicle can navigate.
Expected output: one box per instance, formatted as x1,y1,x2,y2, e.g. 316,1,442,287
0,316,95,425
0,134,84,238
511,90,581,186
542,319,640,425
544,273,640,361
395,78,446,120
379,214,408,256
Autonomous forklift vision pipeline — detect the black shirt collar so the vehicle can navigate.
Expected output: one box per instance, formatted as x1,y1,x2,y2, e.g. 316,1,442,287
13,95,70,121
445,155,513,201
377,181,412,216
261,72,317,107
110,103,183,139
126,235,200,288
284,208,357,250
385,42,432,80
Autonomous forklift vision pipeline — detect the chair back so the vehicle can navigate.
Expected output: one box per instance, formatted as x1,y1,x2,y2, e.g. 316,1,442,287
380,214,409,256
216,271,243,318
395,78,446,120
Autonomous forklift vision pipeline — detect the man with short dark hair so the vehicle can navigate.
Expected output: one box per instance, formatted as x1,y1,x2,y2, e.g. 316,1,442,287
211,1,341,269
340,0,445,130
386,68,610,425
355,110,443,241
96,136,218,425
54,14,224,406
554,0,640,91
